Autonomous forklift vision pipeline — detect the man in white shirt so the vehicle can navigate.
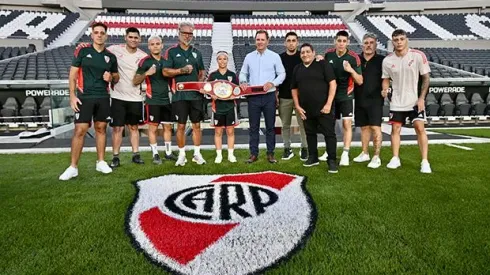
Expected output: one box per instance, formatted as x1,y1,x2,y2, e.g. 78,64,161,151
381,29,432,173
107,27,148,167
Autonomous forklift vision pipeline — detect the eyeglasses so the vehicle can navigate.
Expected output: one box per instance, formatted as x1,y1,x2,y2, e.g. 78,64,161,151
180,31,194,36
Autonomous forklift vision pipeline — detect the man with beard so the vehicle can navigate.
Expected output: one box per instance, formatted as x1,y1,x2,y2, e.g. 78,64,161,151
133,36,175,165
291,43,338,173
107,27,149,167
163,22,206,167
352,33,385,169
278,31,308,161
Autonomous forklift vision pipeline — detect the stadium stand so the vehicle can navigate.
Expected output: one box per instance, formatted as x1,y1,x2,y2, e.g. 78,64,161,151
0,7,489,127
355,13,490,45
231,14,348,72
0,45,36,60
0,10,80,47
420,48,490,76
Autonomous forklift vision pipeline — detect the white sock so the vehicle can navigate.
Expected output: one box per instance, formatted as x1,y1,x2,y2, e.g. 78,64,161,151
216,149,222,157
179,147,185,156
228,148,234,156
165,142,172,155
150,143,158,156
194,146,201,156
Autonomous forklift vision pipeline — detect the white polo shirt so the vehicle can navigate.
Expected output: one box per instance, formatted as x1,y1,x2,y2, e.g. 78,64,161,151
382,48,431,111
107,44,148,102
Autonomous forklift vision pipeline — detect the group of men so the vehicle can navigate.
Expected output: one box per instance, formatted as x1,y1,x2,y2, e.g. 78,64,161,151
59,21,432,180
59,22,208,180
240,29,431,173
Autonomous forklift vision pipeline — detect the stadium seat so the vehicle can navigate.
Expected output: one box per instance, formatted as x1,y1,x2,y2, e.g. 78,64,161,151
440,94,455,116
486,94,490,115
20,96,39,122
38,97,51,122
239,101,248,119
1,97,20,122
454,93,471,116
469,93,486,116
425,94,440,116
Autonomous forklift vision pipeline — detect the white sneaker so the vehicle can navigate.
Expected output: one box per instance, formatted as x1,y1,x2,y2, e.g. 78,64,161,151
175,154,186,167
387,157,401,169
215,154,223,164
319,152,328,161
339,152,349,166
59,166,78,181
420,160,432,173
228,155,237,163
353,152,370,163
192,154,206,165
96,160,112,174
367,156,381,169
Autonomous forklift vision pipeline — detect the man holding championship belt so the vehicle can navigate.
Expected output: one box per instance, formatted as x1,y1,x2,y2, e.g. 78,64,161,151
239,30,286,164
163,22,206,167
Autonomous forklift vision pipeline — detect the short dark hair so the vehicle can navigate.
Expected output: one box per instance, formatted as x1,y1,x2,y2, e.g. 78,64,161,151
285,31,298,40
300,43,314,52
91,22,108,32
335,30,349,39
126,27,140,36
392,29,407,38
255,30,269,40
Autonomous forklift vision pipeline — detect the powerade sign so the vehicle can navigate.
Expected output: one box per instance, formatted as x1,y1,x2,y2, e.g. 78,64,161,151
25,89,69,97
429,87,466,94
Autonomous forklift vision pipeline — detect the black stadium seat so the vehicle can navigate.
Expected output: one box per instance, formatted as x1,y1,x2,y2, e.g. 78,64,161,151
239,101,249,119
38,97,51,122
470,93,486,116
20,96,39,122
440,94,455,116
1,97,20,122
425,94,440,116
454,93,471,116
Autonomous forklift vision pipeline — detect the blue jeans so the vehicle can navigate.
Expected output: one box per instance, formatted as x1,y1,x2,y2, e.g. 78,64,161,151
248,92,276,156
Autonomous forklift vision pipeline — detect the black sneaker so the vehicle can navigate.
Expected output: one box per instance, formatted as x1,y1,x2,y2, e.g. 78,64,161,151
327,160,338,174
109,157,120,168
281,148,294,160
165,152,178,161
132,154,144,165
303,158,319,167
153,154,162,165
300,147,308,161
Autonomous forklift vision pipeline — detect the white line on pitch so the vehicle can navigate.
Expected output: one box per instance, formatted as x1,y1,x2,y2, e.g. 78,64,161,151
445,143,474,151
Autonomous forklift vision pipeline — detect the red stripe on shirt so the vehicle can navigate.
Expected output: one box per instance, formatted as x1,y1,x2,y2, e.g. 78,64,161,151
77,68,84,93
138,55,151,67
347,76,354,95
347,50,361,66
74,44,90,57
145,76,152,99
409,49,428,64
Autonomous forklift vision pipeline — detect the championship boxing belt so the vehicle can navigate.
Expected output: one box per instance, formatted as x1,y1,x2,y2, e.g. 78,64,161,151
176,80,268,100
